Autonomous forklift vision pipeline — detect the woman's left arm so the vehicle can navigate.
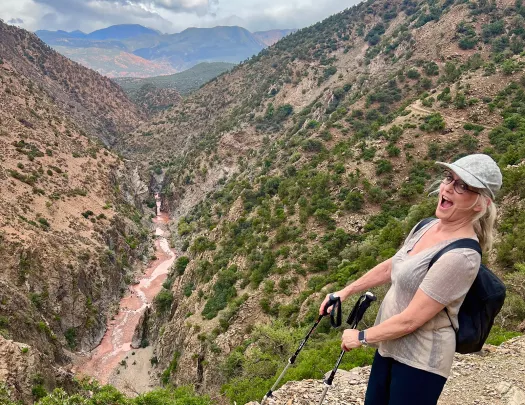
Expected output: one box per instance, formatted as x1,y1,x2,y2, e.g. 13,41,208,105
341,288,444,350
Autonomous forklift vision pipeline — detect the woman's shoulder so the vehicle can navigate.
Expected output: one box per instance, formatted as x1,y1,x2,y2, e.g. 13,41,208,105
436,243,482,269
406,218,439,242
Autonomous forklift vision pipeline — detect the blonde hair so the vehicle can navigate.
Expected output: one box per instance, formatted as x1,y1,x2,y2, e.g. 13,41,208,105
471,189,497,252
428,181,497,252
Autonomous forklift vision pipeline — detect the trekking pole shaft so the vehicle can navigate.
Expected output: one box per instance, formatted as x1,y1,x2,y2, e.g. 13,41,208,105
318,350,345,405
318,384,330,405
291,314,322,361
261,362,291,404
261,314,324,404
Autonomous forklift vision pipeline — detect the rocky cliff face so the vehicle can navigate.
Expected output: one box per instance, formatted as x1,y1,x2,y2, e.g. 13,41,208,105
0,21,152,399
0,335,76,404
247,336,525,405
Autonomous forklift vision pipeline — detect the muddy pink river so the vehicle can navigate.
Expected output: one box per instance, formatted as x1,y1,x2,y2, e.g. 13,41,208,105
75,197,175,384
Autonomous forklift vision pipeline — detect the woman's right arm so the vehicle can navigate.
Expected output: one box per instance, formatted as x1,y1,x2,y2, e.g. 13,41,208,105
319,257,393,315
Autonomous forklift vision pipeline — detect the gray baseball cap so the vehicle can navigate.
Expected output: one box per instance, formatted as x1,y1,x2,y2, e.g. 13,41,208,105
436,154,502,199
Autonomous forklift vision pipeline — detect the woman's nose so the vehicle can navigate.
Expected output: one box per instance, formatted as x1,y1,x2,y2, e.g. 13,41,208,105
443,180,456,193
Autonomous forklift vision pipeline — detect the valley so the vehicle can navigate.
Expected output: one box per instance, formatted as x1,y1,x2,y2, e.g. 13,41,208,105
1,0,525,404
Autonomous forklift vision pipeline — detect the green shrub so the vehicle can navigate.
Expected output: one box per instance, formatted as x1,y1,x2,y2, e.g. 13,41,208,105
406,69,420,79
386,144,401,157
457,22,478,50
64,328,76,349
419,113,446,132
202,267,238,319
423,61,439,76
160,352,180,386
154,289,174,313
175,256,190,275
134,386,211,405
375,159,393,175
344,192,364,211
81,211,94,219
183,282,195,297
323,66,337,78
482,20,505,43
302,138,324,152
485,326,521,346
190,237,216,253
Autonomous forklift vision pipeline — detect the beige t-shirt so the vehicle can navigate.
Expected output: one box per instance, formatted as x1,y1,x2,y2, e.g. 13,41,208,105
374,219,481,378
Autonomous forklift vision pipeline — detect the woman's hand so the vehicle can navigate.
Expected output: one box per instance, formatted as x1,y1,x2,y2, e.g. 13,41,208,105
319,292,341,315
341,329,361,351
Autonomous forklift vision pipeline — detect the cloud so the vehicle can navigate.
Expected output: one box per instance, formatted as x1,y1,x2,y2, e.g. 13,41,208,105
29,0,176,32
0,0,361,34
8,17,24,24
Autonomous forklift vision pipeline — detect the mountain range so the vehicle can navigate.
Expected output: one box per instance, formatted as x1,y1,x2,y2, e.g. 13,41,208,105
35,24,295,78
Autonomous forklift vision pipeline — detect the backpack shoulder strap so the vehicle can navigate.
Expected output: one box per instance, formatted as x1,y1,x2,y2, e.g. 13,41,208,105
414,217,436,234
428,238,482,268
428,238,482,333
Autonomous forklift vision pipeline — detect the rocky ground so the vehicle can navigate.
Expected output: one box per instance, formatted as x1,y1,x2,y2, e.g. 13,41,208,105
247,336,525,405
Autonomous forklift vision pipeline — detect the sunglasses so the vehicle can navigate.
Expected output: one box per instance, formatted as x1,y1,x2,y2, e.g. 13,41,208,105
441,171,480,195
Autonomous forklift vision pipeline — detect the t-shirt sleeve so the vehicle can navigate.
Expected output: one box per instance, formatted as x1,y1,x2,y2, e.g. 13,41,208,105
419,249,481,306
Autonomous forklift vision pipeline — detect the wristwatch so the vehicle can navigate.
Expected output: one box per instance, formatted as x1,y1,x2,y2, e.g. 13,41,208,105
358,330,368,346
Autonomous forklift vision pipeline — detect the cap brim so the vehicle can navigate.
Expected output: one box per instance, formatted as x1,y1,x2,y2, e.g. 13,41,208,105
436,161,493,197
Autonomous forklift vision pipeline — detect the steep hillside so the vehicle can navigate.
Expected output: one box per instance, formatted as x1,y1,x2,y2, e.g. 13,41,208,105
0,21,144,146
118,83,182,114
117,0,525,403
0,22,151,401
113,62,236,96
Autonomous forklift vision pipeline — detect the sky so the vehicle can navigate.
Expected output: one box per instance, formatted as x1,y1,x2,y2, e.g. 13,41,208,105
0,0,360,34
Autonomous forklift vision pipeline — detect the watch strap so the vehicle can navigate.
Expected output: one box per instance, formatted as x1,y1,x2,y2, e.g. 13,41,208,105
358,330,368,345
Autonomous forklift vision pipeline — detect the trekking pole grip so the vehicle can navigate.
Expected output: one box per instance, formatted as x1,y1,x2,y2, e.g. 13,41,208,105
323,293,342,327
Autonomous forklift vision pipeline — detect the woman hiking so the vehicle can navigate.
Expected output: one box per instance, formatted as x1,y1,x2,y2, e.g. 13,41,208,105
319,154,502,405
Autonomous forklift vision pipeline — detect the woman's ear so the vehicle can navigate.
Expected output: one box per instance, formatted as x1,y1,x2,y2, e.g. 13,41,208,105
474,196,490,212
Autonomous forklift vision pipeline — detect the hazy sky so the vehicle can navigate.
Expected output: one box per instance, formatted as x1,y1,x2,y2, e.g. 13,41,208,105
0,0,360,34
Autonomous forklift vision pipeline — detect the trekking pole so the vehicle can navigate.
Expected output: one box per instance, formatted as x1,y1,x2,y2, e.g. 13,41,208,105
260,293,343,405
318,292,376,405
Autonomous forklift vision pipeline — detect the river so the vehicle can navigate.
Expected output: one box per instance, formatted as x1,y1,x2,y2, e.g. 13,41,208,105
75,195,176,386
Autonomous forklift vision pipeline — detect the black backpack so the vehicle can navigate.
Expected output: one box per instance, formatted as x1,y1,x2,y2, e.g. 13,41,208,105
414,218,506,354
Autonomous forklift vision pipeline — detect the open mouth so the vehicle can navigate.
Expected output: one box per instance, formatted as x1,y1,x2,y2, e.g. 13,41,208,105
440,195,454,209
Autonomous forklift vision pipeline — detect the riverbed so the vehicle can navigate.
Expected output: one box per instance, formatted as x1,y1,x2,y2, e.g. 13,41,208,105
75,197,175,389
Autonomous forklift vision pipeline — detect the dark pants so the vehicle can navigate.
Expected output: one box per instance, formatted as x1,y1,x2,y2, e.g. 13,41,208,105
364,351,447,405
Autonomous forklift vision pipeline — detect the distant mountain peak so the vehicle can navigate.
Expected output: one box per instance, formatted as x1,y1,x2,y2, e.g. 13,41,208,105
86,24,160,40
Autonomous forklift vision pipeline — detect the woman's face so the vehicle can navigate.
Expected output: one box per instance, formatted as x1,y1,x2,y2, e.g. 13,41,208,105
435,170,482,221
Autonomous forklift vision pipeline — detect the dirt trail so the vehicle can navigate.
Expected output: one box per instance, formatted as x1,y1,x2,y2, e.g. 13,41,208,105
408,101,495,130
74,196,176,385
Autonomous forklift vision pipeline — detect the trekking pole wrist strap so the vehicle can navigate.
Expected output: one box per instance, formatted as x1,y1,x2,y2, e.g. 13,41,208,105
324,293,342,327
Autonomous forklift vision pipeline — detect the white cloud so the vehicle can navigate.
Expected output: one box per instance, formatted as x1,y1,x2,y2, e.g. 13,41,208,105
0,0,361,34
